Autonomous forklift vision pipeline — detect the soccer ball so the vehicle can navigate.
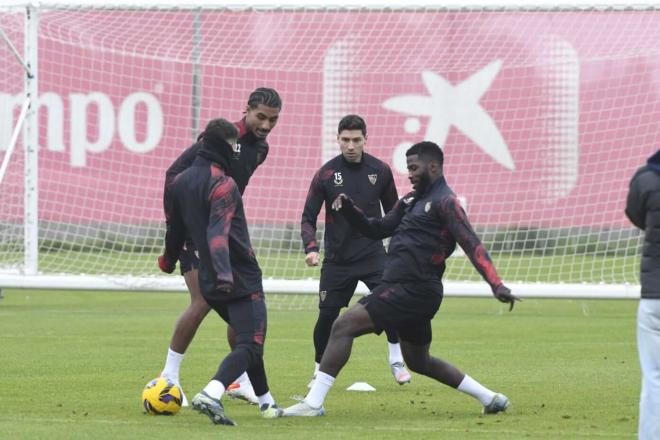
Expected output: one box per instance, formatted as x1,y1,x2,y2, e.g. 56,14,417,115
142,377,182,415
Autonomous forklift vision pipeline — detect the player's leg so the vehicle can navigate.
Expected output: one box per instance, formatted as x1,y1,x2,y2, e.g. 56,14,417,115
192,294,282,425
284,302,376,416
363,271,411,385
161,243,210,406
637,299,660,440
190,301,236,426
230,291,283,418
225,324,259,404
308,263,357,386
170,268,211,354
399,325,509,415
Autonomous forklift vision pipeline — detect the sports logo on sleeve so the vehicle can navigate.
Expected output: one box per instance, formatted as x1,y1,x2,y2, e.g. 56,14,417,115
319,290,327,302
368,174,377,185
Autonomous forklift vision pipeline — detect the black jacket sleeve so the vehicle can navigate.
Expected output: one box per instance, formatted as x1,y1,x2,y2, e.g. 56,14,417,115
436,195,502,292
301,170,325,254
341,195,407,240
625,169,646,230
163,184,186,266
207,177,238,287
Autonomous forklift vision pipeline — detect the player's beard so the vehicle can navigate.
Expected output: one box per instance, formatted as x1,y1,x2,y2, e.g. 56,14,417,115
415,171,432,194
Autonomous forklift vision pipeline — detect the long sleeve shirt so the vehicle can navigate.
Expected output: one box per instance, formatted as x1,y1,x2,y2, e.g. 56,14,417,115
301,153,398,265
164,150,262,300
164,118,269,200
341,176,503,293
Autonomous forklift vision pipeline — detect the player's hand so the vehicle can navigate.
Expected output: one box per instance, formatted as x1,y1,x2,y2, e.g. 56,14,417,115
157,254,176,274
331,193,351,211
305,251,320,267
493,284,521,311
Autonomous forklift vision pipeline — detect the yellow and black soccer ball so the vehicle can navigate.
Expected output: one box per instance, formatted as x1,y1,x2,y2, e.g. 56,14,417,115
142,377,182,415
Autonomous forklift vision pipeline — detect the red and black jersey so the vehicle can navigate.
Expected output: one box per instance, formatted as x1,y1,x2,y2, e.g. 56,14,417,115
341,177,503,292
164,117,269,199
163,144,262,301
301,152,398,265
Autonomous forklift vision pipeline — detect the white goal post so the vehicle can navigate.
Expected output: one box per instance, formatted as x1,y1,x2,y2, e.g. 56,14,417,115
1,3,656,299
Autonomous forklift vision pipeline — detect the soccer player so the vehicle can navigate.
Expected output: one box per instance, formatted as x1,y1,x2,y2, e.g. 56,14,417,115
625,149,660,440
159,118,283,425
285,141,520,417
301,114,411,386
159,88,281,406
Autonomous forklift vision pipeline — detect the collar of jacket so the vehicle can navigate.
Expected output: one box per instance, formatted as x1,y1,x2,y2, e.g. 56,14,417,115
198,134,232,172
647,149,660,174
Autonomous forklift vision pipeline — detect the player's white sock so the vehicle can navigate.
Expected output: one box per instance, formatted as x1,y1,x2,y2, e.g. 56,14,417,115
457,374,495,406
203,380,226,400
313,362,320,376
305,371,335,408
388,342,404,365
235,371,251,385
162,348,184,382
257,391,275,407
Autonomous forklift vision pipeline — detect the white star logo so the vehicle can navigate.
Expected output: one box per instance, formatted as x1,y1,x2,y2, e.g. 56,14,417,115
383,60,514,170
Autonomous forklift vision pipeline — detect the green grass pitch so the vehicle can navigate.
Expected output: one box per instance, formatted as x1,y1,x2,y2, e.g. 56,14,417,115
0,289,639,439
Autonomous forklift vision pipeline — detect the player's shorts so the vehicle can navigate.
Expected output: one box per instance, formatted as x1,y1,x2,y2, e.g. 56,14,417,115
358,280,443,346
178,238,199,275
319,257,384,310
207,291,267,347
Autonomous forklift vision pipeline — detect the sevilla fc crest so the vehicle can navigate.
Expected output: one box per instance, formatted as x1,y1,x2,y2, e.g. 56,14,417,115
368,174,377,185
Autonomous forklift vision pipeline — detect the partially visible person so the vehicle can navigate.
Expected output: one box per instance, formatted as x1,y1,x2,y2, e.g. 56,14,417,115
159,117,283,425
160,88,281,406
285,141,519,417
625,149,660,440
301,114,411,386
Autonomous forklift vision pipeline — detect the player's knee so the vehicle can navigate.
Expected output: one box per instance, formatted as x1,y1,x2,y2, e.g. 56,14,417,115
189,298,211,319
234,341,264,364
403,354,430,375
329,314,357,338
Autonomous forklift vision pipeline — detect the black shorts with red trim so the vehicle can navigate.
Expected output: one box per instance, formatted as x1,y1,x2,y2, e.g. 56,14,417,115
178,238,199,275
358,280,443,346
318,257,384,309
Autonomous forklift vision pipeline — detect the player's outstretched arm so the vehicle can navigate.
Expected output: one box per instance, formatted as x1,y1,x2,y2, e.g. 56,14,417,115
438,195,520,310
332,193,404,239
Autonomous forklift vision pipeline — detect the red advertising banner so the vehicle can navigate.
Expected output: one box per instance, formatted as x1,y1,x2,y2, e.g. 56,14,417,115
2,9,659,229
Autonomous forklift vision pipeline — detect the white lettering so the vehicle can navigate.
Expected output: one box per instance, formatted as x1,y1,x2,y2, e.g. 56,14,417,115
0,90,164,166
0,93,24,151
70,92,115,167
118,92,162,154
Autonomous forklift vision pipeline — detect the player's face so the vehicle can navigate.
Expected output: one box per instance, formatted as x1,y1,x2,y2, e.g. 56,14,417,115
245,104,280,139
337,129,366,163
407,154,431,193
